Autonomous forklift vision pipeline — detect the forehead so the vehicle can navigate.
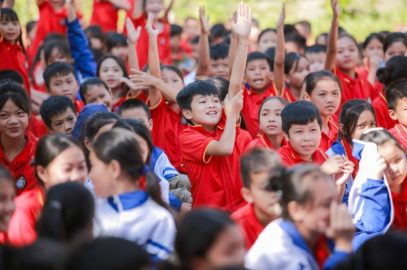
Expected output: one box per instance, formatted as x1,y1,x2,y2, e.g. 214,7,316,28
338,36,358,47
50,73,75,81
261,99,285,110
1,99,21,111
309,177,336,202
192,94,218,101
306,52,326,61
313,78,340,90
51,107,76,120
161,69,180,78
357,109,375,122
86,84,109,93
378,141,404,159
260,31,277,40
100,58,121,68
247,58,270,67
121,107,149,119
395,97,407,108
290,119,319,129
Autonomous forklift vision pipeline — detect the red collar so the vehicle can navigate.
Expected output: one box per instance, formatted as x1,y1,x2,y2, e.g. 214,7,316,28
257,132,285,150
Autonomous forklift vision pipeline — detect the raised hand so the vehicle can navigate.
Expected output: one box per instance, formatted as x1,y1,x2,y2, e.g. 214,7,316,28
331,0,339,18
224,90,243,118
199,6,210,35
276,2,285,29
126,18,141,44
146,13,160,38
129,69,159,88
231,2,252,39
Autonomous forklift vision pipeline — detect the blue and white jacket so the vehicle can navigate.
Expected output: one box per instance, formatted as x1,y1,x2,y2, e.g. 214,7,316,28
93,190,176,260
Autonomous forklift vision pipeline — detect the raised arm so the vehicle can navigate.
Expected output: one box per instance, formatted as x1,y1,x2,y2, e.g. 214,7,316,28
131,0,144,19
126,17,141,71
228,11,238,72
325,0,339,71
163,0,175,21
228,2,252,97
196,6,211,78
146,13,162,106
273,3,286,96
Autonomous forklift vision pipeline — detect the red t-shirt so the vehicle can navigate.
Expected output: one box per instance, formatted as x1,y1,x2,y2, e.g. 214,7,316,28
372,92,398,129
75,100,85,113
0,40,30,94
245,132,286,153
231,203,264,249
391,179,407,230
150,98,186,170
319,118,339,153
90,0,119,32
278,143,327,167
6,186,44,247
389,124,407,151
0,133,39,196
179,125,245,212
28,115,48,139
242,83,277,137
126,8,171,69
334,67,375,103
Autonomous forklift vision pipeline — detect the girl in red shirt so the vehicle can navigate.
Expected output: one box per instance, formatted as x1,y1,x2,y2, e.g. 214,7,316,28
0,8,30,93
0,167,15,245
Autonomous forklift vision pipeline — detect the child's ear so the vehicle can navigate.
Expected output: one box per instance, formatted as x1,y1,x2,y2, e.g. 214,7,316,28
287,201,306,222
241,187,254,204
302,91,311,101
388,109,398,121
109,160,121,180
181,109,193,120
36,166,47,184
84,137,92,151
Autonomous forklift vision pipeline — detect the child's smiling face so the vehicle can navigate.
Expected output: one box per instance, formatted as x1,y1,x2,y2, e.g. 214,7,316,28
183,94,222,131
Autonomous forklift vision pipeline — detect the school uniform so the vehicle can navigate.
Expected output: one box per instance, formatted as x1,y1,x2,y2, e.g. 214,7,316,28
281,86,297,103
278,143,327,167
389,124,407,150
150,97,186,170
126,5,171,69
0,133,38,196
231,203,264,249
246,219,349,270
391,178,407,230
94,190,176,260
90,0,119,32
241,83,277,137
179,124,246,212
245,131,286,152
0,40,30,94
334,67,375,102
319,118,339,153
372,93,398,129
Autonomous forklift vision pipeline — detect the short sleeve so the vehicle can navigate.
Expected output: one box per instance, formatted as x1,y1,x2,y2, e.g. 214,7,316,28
179,128,214,163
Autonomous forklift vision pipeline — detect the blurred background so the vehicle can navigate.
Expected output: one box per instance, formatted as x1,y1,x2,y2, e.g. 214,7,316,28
14,0,407,41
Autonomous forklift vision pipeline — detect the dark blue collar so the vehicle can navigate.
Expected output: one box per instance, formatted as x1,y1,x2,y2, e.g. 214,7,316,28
107,190,149,212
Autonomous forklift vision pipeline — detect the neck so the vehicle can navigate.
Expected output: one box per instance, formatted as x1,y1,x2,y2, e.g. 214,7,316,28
390,183,402,194
254,205,277,227
342,68,356,79
296,223,319,250
201,124,216,132
299,153,312,162
114,177,140,195
265,133,283,149
321,115,330,135
290,86,302,99
0,134,26,161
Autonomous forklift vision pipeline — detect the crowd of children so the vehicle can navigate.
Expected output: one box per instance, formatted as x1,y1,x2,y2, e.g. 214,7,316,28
0,0,406,269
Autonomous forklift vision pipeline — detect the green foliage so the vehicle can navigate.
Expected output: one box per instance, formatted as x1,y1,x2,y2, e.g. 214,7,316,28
13,0,407,41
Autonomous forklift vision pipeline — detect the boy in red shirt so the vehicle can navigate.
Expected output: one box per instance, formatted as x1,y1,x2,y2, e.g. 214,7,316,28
387,79,407,150
242,52,278,137
231,148,283,249
40,96,78,136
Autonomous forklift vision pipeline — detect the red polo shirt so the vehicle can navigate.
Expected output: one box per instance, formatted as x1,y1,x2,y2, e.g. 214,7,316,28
0,40,30,94
179,124,245,212
391,178,407,230
334,67,375,102
242,83,277,137
278,143,327,167
319,118,339,152
90,0,119,32
150,97,186,170
0,133,39,196
245,132,286,153
281,87,297,103
372,93,398,129
231,203,264,249
389,124,407,151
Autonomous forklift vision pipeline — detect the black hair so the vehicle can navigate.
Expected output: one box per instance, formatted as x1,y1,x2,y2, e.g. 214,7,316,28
240,148,282,188
79,77,110,104
338,99,376,144
376,55,407,86
210,23,227,40
43,40,71,65
37,182,94,243
0,8,25,54
97,54,129,78
161,65,184,80
175,208,237,270
258,96,288,121
362,32,384,50
285,32,307,52
64,237,151,270
284,52,305,75
246,51,272,70
92,128,166,208
85,25,104,41
105,31,128,52
280,164,330,220
304,70,341,95
40,96,76,128
0,69,24,85
176,80,220,110
207,77,230,102
113,118,154,162
281,100,322,134
43,62,76,90
118,98,152,119
44,33,66,44
210,43,229,61
0,81,30,114
360,128,404,152
305,44,327,54
34,134,83,182
26,20,37,35
383,32,407,54
264,47,276,71
171,24,183,37
83,112,119,143
385,79,407,110
257,28,276,43
283,24,298,36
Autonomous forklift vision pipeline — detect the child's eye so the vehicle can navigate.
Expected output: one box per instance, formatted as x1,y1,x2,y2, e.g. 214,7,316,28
54,122,62,127
67,116,75,122
0,113,8,119
17,111,26,117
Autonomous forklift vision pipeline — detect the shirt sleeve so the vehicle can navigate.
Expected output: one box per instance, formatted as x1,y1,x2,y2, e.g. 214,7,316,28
179,129,214,164
145,211,176,260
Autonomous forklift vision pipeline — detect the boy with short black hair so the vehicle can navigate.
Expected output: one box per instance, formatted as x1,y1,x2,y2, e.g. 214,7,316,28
305,44,327,72
387,79,407,149
79,77,114,111
209,43,230,80
118,99,153,130
43,62,84,113
231,148,283,249
40,96,77,135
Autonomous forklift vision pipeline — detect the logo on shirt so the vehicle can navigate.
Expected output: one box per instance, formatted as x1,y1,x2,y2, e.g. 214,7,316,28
16,176,27,190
